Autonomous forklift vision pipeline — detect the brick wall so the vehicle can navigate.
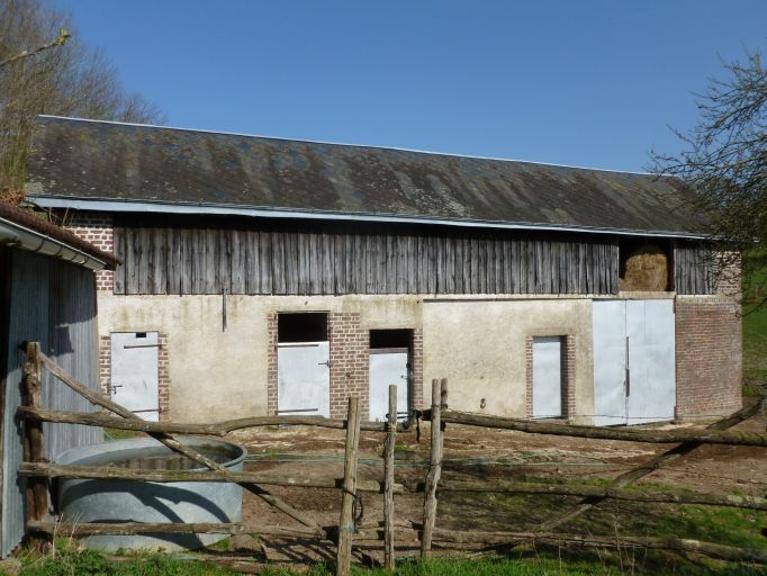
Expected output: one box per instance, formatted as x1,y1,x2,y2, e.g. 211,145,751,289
63,212,115,291
99,335,111,395
410,329,424,410
526,335,576,419
675,297,742,420
266,313,278,416
157,334,171,421
328,312,369,419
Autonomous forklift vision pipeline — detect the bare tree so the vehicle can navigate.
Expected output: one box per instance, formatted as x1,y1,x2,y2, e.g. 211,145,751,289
0,0,163,201
652,50,766,295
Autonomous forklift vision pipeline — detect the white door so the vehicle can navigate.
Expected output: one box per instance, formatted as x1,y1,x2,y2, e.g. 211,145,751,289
593,301,629,426
111,332,160,421
532,337,562,418
592,300,676,426
626,300,676,423
277,341,330,417
369,348,409,422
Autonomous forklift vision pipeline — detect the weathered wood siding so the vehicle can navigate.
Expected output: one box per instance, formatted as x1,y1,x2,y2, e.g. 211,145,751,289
1,249,101,557
113,219,620,296
674,242,717,295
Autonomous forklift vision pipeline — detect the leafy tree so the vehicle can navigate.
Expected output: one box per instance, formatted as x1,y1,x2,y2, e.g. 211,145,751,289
652,50,766,294
0,0,163,200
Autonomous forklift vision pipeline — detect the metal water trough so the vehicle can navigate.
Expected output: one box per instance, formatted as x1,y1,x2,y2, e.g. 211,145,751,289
55,436,245,552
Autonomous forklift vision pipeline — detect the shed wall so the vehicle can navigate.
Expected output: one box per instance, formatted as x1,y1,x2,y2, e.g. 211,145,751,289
1,250,101,557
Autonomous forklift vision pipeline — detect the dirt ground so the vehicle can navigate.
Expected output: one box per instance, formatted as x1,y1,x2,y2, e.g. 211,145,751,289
224,401,766,563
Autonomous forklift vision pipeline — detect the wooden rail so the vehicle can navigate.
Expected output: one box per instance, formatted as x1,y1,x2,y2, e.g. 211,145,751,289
431,409,767,446
16,405,413,434
18,462,403,494
430,479,767,510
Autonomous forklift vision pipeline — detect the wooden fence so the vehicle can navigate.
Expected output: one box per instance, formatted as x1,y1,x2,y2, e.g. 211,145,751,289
17,342,767,574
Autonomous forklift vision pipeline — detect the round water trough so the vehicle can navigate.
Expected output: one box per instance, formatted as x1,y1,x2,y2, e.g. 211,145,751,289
55,436,246,552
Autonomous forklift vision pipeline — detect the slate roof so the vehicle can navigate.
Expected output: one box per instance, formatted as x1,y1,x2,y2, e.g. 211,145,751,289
25,115,706,237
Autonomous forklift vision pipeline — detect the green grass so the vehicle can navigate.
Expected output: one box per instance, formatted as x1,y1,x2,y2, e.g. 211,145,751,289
17,547,235,576
15,550,766,576
740,252,767,395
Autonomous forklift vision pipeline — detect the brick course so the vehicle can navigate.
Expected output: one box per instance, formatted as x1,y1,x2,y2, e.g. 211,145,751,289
675,297,742,419
63,212,115,291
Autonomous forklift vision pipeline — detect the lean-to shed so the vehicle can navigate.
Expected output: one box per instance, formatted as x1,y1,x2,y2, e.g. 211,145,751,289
0,202,118,556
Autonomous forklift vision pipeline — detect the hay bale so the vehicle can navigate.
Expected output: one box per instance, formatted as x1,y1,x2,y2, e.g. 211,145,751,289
620,245,669,291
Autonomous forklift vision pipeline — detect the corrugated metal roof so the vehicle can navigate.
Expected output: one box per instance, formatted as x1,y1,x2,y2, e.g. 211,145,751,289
25,115,706,236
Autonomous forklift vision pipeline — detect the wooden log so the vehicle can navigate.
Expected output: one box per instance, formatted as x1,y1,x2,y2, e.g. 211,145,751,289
420,379,445,558
18,462,403,494
433,479,767,510
27,520,323,539
16,405,403,434
433,408,767,447
22,342,49,551
424,528,767,563
383,385,397,572
39,352,320,530
337,397,361,576
537,398,767,532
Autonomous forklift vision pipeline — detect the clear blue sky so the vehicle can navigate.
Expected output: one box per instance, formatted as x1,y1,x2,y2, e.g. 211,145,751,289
57,0,766,172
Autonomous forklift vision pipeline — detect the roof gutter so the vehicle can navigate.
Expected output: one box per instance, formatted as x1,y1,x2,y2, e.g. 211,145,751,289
27,196,710,241
0,215,108,270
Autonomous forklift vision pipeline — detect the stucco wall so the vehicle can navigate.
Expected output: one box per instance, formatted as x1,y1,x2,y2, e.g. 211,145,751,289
421,298,594,421
97,294,422,422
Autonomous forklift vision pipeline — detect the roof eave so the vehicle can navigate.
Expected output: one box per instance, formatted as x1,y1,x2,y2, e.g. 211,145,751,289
26,195,711,241
0,214,110,270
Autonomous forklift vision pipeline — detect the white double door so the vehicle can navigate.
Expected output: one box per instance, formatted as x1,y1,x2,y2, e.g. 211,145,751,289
592,300,676,426
277,341,331,417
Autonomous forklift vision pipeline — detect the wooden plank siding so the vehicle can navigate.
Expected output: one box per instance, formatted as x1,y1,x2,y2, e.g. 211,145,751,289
674,242,717,295
113,217,621,296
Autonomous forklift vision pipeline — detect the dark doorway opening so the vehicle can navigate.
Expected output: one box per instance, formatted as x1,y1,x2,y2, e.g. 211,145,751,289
278,313,328,343
369,329,411,350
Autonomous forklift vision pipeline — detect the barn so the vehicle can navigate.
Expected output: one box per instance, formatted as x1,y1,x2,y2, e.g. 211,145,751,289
24,115,742,426
0,202,115,556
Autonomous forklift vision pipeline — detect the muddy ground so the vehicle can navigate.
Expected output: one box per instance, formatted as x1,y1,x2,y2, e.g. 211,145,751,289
223,401,766,563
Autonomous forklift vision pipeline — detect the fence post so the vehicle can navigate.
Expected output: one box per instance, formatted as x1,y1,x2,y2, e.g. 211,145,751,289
337,396,361,576
383,385,397,572
420,378,446,557
22,341,49,550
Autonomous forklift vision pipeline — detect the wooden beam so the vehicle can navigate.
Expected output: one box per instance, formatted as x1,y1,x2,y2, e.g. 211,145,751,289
425,528,767,563
27,521,323,539
432,408,767,446
432,479,767,510
18,462,402,494
22,342,48,551
16,405,403,433
337,397,361,576
383,385,397,572
39,352,320,530
420,378,446,558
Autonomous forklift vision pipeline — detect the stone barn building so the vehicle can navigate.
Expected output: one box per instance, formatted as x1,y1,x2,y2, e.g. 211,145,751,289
24,115,741,425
